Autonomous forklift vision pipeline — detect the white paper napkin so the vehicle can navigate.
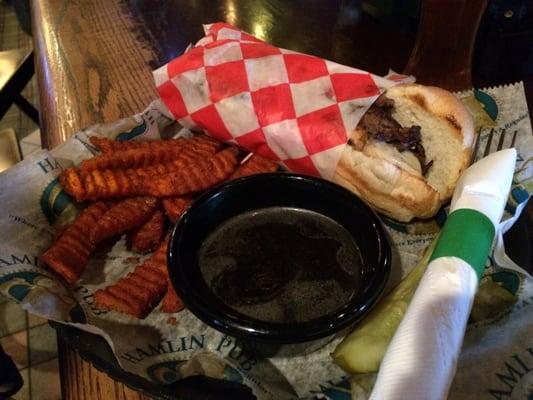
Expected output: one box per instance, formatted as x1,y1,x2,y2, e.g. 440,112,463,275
369,149,517,400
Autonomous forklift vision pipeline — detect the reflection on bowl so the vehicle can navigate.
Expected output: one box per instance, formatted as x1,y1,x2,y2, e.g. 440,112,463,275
168,173,391,356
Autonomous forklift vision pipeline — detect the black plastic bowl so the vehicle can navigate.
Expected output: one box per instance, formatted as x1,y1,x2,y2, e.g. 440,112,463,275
168,173,391,356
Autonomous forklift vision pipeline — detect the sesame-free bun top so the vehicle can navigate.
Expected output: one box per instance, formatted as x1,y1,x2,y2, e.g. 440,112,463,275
333,84,475,222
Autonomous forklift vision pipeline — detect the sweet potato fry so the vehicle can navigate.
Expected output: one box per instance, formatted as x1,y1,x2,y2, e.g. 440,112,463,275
89,136,116,153
94,239,169,318
81,135,221,172
59,168,85,201
127,210,164,253
93,290,145,317
60,143,220,201
143,147,239,197
81,145,185,172
160,280,185,313
162,196,194,223
230,153,279,179
41,202,113,284
89,136,181,153
89,135,220,154
89,197,159,244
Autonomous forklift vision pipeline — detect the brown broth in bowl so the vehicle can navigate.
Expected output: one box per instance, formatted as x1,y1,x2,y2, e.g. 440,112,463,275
198,207,363,323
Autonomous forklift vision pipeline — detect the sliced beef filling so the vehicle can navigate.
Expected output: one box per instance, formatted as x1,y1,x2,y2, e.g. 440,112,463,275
359,96,433,175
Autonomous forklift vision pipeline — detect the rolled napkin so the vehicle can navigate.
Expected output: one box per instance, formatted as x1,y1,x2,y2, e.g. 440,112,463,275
369,148,517,400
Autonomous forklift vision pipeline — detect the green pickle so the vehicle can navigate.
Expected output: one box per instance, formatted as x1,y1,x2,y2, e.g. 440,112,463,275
332,240,436,373
470,277,517,322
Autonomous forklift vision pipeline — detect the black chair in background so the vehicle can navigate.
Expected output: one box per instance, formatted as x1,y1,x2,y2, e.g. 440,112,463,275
0,49,39,125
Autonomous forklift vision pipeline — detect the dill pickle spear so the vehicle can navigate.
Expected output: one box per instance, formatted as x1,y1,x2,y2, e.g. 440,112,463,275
332,240,436,373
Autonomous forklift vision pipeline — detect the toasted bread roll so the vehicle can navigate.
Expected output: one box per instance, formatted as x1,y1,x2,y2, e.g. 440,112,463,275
334,84,475,222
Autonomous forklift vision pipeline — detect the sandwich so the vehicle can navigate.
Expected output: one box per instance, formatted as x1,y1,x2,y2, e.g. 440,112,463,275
333,84,475,222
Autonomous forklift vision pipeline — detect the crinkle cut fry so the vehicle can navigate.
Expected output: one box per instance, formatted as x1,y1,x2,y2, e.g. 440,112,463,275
89,136,115,153
160,280,185,313
89,197,159,244
81,135,221,172
41,202,113,284
94,239,169,318
144,147,240,197
230,153,279,179
162,196,194,223
128,210,164,253
130,138,221,178
89,134,220,154
81,143,186,171
89,136,184,153
59,143,220,201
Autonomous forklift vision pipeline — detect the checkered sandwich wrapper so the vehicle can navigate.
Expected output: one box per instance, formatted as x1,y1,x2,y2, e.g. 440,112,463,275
153,22,401,179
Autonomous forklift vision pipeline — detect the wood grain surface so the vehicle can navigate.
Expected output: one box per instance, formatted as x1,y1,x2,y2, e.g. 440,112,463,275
58,338,150,399
32,0,160,149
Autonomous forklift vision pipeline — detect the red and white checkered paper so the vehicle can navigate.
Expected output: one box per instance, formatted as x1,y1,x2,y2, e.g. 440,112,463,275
154,22,399,178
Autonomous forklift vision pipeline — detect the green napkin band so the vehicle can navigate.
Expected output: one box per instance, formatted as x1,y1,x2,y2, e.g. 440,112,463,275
429,208,495,280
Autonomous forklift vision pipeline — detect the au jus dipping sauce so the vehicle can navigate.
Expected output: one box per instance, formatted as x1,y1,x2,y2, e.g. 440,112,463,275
198,207,363,323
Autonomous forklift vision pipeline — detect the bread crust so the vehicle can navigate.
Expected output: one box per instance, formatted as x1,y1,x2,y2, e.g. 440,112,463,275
389,84,475,201
334,144,440,221
333,84,475,222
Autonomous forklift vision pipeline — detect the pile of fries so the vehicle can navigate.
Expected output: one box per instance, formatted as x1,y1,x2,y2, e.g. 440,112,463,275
40,135,278,319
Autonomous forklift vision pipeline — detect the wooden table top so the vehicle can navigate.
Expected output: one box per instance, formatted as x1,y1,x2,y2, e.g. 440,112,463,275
31,0,531,399
33,0,421,150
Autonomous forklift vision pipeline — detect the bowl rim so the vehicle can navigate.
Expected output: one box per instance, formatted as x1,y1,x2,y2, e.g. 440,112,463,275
168,173,391,345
